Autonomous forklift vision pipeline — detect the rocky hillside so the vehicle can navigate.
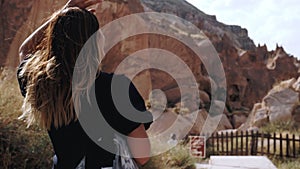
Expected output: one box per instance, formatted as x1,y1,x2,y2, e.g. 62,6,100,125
140,0,300,129
1,0,300,133
141,0,256,50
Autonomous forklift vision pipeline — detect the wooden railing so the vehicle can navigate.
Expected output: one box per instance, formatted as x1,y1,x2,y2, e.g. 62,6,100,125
205,131,300,158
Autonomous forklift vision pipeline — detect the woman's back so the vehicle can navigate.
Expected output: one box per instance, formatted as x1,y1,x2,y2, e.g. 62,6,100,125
19,71,152,168
17,2,152,168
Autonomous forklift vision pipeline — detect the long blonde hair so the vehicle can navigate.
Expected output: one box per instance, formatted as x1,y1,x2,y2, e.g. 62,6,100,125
20,7,101,130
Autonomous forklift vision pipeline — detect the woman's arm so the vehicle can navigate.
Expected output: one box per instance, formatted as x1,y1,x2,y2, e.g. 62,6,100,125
127,124,151,166
19,19,50,61
19,0,102,61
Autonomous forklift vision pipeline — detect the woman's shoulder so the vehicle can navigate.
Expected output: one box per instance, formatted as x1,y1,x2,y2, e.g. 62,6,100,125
96,72,130,85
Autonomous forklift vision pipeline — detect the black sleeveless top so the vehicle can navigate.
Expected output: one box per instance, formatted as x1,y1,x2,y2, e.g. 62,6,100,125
17,61,152,168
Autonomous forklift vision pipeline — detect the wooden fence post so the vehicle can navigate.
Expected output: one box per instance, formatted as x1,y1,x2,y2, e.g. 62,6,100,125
216,132,219,154
246,131,249,155
251,130,258,155
230,131,234,155
212,133,215,155
226,132,229,155
241,131,244,155
267,133,270,155
286,134,290,158
221,132,224,155
261,132,264,155
255,131,259,155
293,134,296,158
273,133,276,155
299,135,300,158
280,133,283,157
235,132,238,155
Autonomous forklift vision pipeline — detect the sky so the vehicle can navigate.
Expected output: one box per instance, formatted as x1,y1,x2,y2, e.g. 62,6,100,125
186,0,300,58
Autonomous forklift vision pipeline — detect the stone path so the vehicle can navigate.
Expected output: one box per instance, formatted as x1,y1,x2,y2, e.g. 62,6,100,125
196,156,277,169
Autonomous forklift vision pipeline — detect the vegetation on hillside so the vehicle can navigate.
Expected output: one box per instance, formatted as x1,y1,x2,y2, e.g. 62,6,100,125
0,68,53,169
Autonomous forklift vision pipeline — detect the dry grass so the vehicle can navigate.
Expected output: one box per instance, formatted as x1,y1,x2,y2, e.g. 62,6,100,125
142,142,196,169
271,156,300,169
260,120,300,134
0,67,53,169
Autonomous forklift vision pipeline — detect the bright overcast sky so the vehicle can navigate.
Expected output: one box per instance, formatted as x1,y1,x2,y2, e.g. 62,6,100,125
186,0,300,59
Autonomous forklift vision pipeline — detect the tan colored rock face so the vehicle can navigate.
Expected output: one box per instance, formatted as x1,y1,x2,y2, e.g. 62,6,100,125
0,1,28,64
252,106,269,127
292,105,300,124
1,0,68,66
243,78,300,129
232,111,248,128
266,88,298,122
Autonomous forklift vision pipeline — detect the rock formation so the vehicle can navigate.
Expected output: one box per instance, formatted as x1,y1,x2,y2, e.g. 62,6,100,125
139,0,300,129
240,78,300,130
0,0,67,66
141,0,256,51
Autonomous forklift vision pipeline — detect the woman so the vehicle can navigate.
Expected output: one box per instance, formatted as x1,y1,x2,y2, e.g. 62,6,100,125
17,0,152,168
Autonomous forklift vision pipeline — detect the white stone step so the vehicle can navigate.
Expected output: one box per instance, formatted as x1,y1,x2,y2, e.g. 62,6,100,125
196,156,277,169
